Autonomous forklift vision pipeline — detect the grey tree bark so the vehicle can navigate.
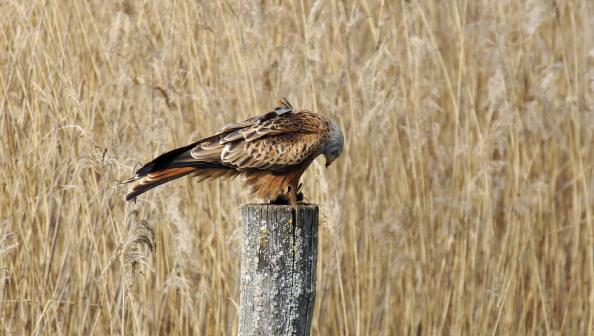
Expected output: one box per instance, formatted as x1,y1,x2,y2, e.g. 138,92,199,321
238,204,318,336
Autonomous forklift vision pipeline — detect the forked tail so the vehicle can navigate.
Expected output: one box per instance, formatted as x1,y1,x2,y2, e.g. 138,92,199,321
124,140,227,201
125,167,197,201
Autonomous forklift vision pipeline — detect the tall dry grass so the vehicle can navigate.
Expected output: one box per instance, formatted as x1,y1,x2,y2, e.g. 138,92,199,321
1,0,594,334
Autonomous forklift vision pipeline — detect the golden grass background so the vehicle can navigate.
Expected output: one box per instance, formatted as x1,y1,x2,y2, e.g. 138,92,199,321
1,0,594,334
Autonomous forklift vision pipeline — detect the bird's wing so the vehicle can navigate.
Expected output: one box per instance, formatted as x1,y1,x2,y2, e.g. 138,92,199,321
191,107,323,171
219,132,322,170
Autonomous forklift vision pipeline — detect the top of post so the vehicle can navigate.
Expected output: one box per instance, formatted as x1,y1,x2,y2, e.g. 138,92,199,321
242,203,319,211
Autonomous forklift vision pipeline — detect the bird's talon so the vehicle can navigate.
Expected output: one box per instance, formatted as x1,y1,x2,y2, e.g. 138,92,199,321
269,195,290,205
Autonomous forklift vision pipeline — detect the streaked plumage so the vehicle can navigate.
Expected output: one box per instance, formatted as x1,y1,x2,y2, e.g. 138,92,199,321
125,99,344,206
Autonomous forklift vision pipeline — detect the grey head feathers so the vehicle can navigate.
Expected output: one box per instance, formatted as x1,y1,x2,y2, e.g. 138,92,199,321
322,120,344,167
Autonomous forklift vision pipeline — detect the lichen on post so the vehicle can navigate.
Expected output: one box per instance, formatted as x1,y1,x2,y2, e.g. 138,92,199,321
238,204,319,336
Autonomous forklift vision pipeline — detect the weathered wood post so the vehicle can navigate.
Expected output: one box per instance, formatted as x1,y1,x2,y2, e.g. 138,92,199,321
239,204,318,336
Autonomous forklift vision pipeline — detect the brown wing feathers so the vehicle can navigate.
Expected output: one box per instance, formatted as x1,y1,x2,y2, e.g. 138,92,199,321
125,99,325,202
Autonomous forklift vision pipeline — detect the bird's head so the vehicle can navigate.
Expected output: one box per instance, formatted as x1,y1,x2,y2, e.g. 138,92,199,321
322,121,344,168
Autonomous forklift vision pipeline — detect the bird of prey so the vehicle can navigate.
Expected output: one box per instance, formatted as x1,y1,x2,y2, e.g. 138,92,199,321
124,99,344,207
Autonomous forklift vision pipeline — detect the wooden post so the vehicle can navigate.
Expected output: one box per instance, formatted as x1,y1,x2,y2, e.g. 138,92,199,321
239,204,318,336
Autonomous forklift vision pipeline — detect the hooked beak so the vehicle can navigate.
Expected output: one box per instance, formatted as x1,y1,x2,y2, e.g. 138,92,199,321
325,160,332,168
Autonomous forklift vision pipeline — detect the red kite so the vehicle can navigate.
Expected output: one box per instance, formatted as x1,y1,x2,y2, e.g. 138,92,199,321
125,99,344,207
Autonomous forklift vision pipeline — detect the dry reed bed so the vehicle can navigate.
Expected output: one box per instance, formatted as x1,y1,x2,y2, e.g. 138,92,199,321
1,0,593,334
